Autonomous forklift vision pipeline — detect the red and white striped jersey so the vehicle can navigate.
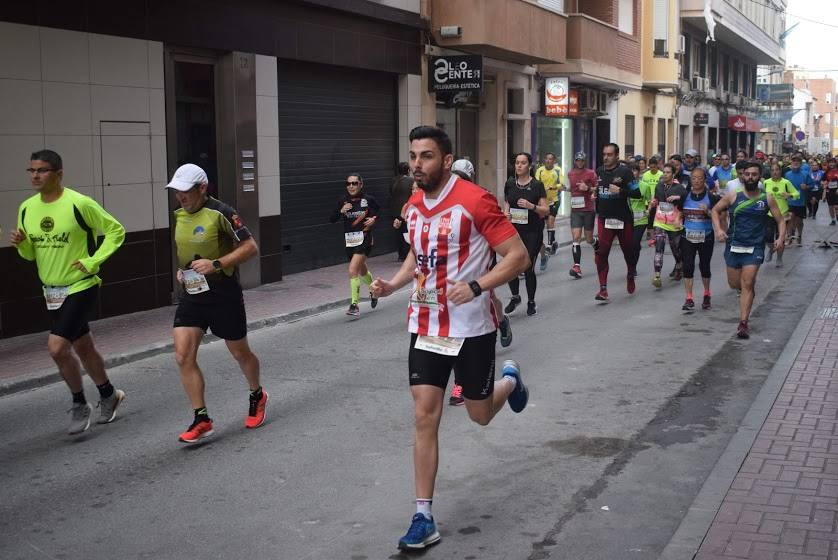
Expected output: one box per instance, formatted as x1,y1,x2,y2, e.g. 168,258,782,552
404,174,517,338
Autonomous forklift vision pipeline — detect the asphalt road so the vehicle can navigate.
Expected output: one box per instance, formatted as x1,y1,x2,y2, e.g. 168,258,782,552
1,234,836,560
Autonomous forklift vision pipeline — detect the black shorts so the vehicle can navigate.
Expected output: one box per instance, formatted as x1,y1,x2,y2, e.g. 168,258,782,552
49,285,98,342
548,202,560,217
345,236,373,260
827,190,838,206
570,211,595,230
790,206,806,218
408,331,496,400
173,295,248,341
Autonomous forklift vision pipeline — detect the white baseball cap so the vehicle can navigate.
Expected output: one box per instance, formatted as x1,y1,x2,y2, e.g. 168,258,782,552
686,148,699,157
451,159,475,179
166,163,208,192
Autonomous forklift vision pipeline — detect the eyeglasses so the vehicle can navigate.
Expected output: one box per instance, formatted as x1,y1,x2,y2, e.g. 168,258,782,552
26,167,53,175
346,181,360,186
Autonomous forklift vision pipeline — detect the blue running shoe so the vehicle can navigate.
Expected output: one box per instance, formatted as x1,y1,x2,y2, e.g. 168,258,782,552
502,359,528,413
398,513,441,550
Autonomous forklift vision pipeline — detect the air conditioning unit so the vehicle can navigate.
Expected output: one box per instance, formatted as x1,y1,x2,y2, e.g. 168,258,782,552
691,75,703,91
597,92,608,112
678,34,686,54
578,89,596,111
702,77,711,92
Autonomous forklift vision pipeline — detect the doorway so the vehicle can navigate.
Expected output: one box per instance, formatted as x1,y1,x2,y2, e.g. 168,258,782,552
595,118,610,169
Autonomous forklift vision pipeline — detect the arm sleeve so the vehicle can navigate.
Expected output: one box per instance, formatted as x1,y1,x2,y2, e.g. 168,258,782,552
218,204,253,244
367,195,380,218
474,191,518,248
535,181,547,200
76,197,125,274
15,204,35,261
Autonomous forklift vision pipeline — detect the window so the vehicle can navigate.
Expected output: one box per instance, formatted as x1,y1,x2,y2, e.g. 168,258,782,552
653,0,669,56
657,118,666,156
722,54,730,92
681,34,691,80
731,60,739,94
537,0,564,13
742,64,750,97
618,0,633,34
690,39,701,78
709,45,718,88
625,115,636,156
827,92,833,104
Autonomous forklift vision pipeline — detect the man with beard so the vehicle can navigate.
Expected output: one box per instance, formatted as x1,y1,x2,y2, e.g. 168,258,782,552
712,161,785,339
371,126,531,551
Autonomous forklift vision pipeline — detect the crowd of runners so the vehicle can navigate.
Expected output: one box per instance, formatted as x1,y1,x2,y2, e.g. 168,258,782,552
9,128,837,552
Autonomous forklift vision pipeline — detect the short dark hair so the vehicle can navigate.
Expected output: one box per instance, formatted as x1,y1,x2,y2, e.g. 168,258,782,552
409,126,452,156
648,156,659,165
347,172,364,184
734,160,749,171
544,151,556,158
397,161,409,175
742,161,763,174
31,149,62,170
669,154,683,162
514,152,532,165
663,163,676,174
604,143,620,155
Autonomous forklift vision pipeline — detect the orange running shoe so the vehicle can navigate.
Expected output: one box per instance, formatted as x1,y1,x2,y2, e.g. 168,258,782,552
448,384,465,406
245,390,269,429
178,418,214,443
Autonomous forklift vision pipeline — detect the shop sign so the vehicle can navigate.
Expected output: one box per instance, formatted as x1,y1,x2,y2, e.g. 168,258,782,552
429,55,483,93
756,84,793,103
693,113,709,125
728,114,760,132
545,77,569,116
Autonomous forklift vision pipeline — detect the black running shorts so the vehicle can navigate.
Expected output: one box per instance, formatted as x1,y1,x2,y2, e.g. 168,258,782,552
345,235,373,261
49,285,99,342
173,295,248,341
790,205,806,218
408,331,496,400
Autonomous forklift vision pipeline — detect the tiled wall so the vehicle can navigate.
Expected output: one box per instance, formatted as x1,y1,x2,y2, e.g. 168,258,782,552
0,21,167,245
255,54,282,284
398,74,423,162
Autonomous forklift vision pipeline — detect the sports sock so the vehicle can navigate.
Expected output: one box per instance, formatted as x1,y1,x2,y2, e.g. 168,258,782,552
416,498,433,518
704,289,711,297
194,407,209,421
572,243,581,264
96,381,114,399
686,294,694,301
350,276,361,304
548,229,556,245
72,391,86,405
360,271,373,285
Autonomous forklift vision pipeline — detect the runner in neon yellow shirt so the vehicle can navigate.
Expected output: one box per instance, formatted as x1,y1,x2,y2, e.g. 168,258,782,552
10,149,126,435
535,152,564,269
763,161,799,267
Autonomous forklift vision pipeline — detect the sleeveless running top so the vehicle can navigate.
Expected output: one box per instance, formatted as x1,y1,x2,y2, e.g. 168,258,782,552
728,191,768,247
683,190,713,237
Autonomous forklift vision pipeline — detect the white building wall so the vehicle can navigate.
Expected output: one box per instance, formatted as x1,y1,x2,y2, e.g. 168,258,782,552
255,54,280,218
0,21,166,246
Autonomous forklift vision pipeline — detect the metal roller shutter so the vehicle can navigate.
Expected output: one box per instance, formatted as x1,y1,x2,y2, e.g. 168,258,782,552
278,61,397,274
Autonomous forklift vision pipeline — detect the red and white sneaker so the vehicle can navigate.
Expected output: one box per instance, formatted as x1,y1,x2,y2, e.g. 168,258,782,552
569,264,582,279
178,418,214,443
448,384,465,406
736,321,750,340
245,390,269,429
594,289,609,301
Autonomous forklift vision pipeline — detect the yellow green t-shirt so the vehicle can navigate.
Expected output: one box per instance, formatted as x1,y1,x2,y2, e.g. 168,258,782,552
763,178,799,215
535,165,563,204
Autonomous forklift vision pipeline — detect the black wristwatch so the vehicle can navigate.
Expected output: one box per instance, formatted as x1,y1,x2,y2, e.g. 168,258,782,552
212,259,222,271
468,280,482,297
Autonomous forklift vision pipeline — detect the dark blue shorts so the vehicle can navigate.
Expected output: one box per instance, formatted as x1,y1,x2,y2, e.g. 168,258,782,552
724,242,764,269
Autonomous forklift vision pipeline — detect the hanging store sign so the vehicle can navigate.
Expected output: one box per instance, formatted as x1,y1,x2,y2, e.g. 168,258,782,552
756,84,793,103
693,113,709,125
429,55,483,93
545,77,570,116
728,114,761,132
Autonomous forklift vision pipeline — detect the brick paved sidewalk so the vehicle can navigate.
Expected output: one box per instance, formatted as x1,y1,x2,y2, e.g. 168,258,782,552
695,268,838,559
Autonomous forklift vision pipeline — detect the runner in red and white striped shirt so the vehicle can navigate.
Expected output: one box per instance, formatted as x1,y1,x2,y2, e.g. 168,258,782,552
371,126,531,551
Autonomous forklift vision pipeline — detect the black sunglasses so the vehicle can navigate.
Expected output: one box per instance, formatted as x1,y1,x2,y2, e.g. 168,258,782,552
346,181,360,186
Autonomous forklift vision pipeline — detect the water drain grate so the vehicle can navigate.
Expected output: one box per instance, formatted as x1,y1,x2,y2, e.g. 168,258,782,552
821,307,838,319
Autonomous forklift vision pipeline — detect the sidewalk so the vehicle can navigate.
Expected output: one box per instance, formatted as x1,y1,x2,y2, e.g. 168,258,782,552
0,218,573,395
663,259,838,560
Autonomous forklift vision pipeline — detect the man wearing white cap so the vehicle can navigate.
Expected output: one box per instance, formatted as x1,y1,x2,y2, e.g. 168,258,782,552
166,163,267,443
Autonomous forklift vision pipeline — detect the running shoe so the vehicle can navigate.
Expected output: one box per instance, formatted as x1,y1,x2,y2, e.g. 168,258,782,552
179,418,214,443
594,288,609,301
627,274,635,294
682,298,695,311
346,303,360,316
502,360,528,413
68,402,93,435
526,301,537,316
832,220,836,226
569,264,582,279
766,249,774,263
672,268,683,282
550,241,559,255
702,295,712,310
736,321,750,340
499,315,513,347
245,390,269,429
647,237,655,247
592,237,600,251
96,389,125,424
669,268,677,279
448,384,465,406
370,296,379,309
539,253,548,272
504,296,521,314
652,275,662,288
398,514,440,551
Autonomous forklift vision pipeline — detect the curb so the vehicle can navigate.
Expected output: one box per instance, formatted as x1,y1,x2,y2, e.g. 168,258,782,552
658,259,838,560
0,297,355,398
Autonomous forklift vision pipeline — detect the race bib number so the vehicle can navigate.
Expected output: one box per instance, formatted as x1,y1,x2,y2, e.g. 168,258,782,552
414,335,465,356
730,245,754,254
411,284,440,309
571,196,586,209
43,286,69,310
656,202,681,226
182,269,210,295
830,182,838,190
510,208,529,225
604,218,624,230
345,231,364,247
633,210,646,221
685,229,706,243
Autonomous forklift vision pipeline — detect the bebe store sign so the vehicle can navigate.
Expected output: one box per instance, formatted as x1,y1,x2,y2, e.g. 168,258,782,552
429,55,483,92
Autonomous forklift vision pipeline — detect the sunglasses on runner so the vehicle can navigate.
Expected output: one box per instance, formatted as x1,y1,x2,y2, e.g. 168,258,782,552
346,181,360,186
